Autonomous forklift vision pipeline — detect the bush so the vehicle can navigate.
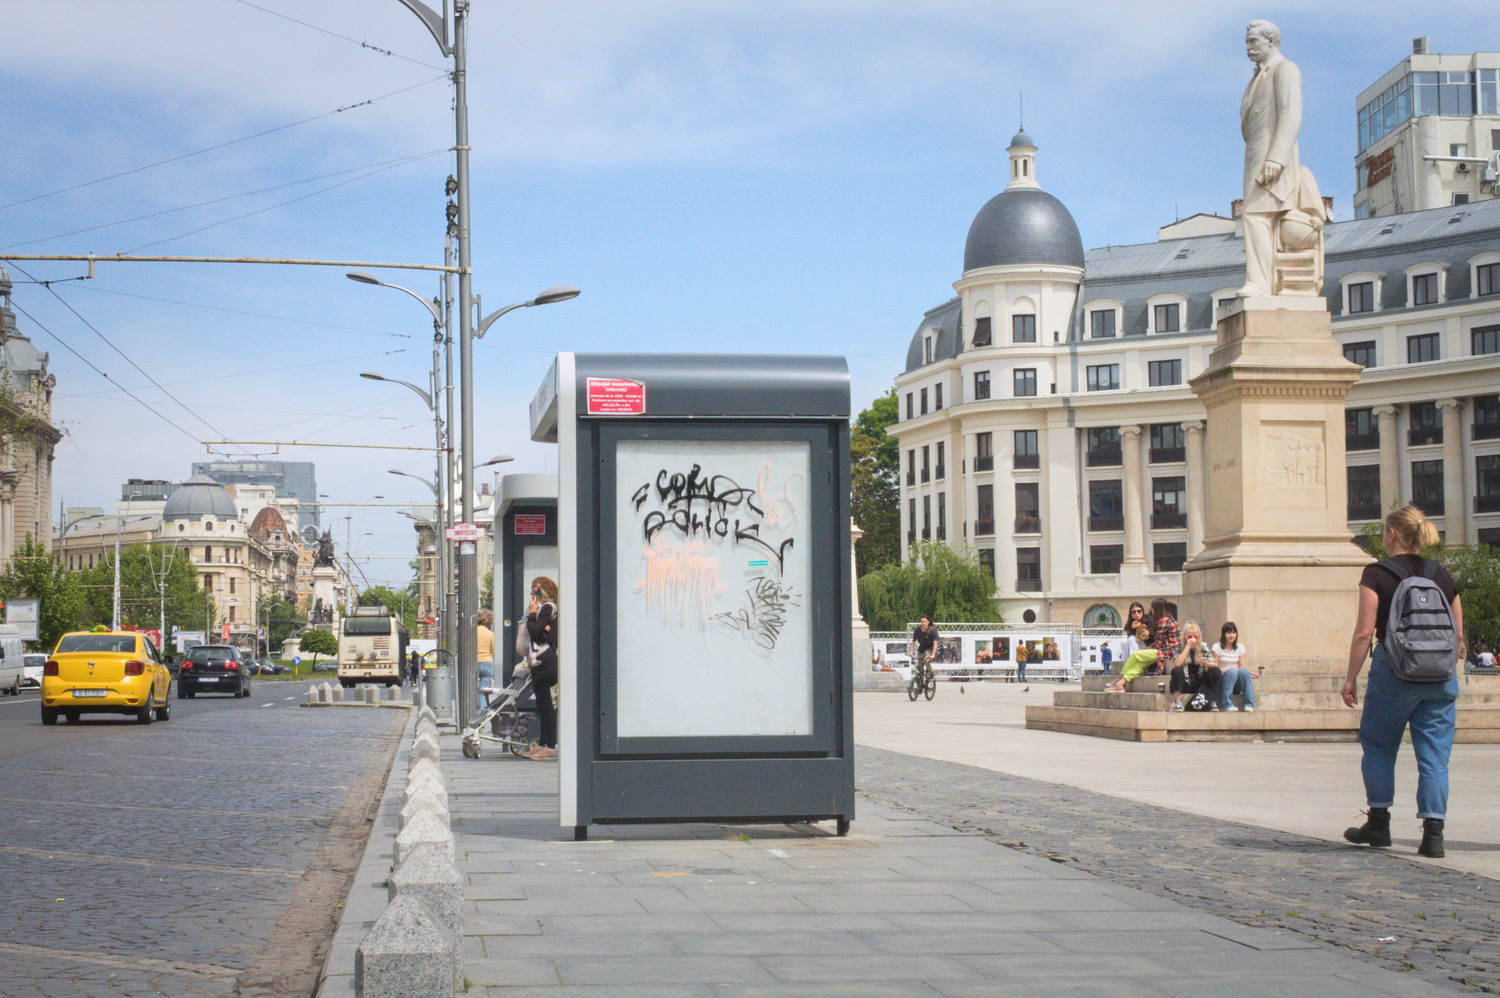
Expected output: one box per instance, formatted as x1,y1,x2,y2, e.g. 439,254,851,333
859,542,1002,631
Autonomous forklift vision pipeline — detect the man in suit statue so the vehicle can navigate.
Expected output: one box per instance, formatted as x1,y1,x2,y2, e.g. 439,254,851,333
1239,19,1309,297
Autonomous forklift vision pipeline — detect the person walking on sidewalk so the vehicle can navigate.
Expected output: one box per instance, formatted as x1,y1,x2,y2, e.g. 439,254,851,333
1342,505,1463,858
912,616,938,689
476,610,496,708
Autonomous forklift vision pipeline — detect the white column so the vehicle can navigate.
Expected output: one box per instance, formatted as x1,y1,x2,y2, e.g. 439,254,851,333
1438,398,1468,543
1183,420,1206,558
1374,405,1400,513
1120,425,1145,566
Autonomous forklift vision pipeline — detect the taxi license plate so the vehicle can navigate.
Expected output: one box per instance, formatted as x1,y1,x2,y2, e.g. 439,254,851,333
73,689,108,698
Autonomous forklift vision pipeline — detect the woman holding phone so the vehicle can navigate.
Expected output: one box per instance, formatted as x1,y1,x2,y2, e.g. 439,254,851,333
522,576,560,761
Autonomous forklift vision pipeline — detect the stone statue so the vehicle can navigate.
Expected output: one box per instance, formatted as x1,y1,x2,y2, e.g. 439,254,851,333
315,529,335,567
1238,20,1329,298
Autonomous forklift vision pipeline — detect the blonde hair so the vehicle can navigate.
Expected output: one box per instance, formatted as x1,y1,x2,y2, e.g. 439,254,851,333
531,576,559,604
1385,504,1439,554
476,609,494,627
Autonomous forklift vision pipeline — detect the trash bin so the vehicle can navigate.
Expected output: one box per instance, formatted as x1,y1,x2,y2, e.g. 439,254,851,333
423,664,454,723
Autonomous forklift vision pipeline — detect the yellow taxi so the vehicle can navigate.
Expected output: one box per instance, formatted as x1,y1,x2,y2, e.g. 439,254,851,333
41,629,173,725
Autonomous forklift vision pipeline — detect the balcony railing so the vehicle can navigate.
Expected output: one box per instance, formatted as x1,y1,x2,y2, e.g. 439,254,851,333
934,465,945,480
1475,422,1500,441
974,518,995,536
1014,576,1044,592
1088,514,1124,532
1149,447,1185,464
974,455,994,472
1347,501,1382,520
1086,448,1122,468
1414,496,1445,515
905,471,915,486
1477,495,1500,513
906,530,916,544
920,469,930,483
1151,512,1187,529
1013,453,1039,470
1408,428,1443,447
1014,517,1042,534
1345,433,1379,452
921,528,931,540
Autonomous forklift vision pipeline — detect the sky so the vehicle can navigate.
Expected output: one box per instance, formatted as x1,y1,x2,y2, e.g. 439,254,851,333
1,1,1490,586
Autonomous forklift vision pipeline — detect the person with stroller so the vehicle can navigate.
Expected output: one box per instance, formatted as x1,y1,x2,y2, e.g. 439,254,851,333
1168,621,1222,711
521,576,560,761
476,609,496,708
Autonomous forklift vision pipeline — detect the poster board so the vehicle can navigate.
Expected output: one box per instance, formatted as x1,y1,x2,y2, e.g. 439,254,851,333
6,598,38,642
614,438,812,737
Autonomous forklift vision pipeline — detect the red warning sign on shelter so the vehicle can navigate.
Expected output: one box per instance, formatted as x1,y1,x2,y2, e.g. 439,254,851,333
586,377,646,415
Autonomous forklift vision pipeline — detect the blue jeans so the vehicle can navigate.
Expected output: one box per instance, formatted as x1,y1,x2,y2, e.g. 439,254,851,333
1218,667,1256,709
477,660,495,707
1358,646,1458,819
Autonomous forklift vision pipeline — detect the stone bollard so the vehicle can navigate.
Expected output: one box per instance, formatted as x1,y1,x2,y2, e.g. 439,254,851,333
388,842,464,937
406,772,446,803
418,705,437,725
355,894,459,998
408,755,444,784
410,732,440,764
305,686,320,705
401,788,451,829
363,685,378,705
413,685,426,710
393,807,455,865
332,684,344,703
384,685,399,702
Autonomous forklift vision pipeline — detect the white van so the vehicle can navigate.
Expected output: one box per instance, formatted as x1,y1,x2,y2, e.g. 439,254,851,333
0,624,25,696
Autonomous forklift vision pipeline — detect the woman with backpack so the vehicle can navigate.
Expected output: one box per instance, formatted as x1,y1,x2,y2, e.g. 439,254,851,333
1342,505,1463,858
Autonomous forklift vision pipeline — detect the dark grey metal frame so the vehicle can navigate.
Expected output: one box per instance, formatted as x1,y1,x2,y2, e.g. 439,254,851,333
499,502,556,701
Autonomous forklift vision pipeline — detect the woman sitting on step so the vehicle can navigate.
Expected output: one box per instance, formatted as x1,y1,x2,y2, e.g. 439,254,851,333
1105,598,1180,693
1169,621,1222,711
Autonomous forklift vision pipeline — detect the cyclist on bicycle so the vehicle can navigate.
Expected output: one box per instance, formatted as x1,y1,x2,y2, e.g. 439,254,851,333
913,615,938,682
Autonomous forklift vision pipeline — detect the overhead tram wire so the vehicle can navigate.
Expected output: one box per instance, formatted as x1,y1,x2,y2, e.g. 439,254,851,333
56,349,423,400
122,155,448,254
227,0,449,71
0,76,448,213
65,286,415,340
1,150,449,253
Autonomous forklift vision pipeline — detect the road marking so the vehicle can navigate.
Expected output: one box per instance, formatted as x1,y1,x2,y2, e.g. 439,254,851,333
0,695,42,708
284,695,298,701
0,941,239,980
261,702,276,707
0,844,301,878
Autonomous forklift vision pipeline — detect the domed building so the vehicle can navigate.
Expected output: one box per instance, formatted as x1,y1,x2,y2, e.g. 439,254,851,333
0,266,62,568
892,128,1500,626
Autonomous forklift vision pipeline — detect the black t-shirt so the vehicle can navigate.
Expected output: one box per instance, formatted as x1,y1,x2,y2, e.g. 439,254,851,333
1359,555,1459,642
912,625,938,652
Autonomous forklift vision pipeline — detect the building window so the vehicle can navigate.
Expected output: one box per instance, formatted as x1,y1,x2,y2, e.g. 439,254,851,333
1347,465,1381,520
935,442,945,480
1344,341,1376,368
978,548,995,580
1348,281,1375,313
1088,480,1124,531
1147,359,1182,387
1473,324,1500,356
1409,401,1442,446
1015,483,1040,534
921,446,930,483
921,495,931,539
1090,544,1124,575
1476,456,1500,513
1012,314,1037,343
936,492,947,540
204,546,212,562
1151,476,1186,529
1475,395,1500,440
973,316,992,347
974,371,991,400
1408,333,1440,363
1149,423,1185,463
1346,408,1379,451
908,498,916,543
229,577,236,594
975,432,994,471
1412,272,1438,306
1153,302,1181,333
202,574,211,589
1153,542,1187,573
976,484,994,536
1016,547,1042,590
920,388,929,415
1086,427,1122,467
1086,364,1120,392
1411,459,1445,516
1013,429,1039,469
935,383,944,409
906,450,915,486
1476,263,1500,298
905,393,913,420
923,335,934,364
1090,309,1116,339
1014,368,1037,397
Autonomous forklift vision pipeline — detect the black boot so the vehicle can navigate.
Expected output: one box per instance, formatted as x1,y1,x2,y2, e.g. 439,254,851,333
1418,818,1445,858
1344,807,1391,848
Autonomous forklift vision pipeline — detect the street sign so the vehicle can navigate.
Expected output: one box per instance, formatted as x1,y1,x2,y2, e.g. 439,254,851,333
221,621,231,640
445,522,485,542
514,513,547,535
586,376,646,415
292,656,302,666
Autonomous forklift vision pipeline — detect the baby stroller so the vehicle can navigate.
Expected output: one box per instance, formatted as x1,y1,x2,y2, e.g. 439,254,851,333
460,667,537,759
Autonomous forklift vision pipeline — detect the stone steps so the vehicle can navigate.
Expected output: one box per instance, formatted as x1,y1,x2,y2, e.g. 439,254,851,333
1024,703,1500,743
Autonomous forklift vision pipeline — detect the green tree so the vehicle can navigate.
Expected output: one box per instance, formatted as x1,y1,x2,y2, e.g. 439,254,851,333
857,541,1002,631
0,535,87,650
299,627,337,665
358,584,419,635
851,388,900,576
76,543,213,643
257,589,301,655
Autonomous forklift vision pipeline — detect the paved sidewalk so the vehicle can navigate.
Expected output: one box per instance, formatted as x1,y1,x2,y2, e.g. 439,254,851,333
319,686,1500,995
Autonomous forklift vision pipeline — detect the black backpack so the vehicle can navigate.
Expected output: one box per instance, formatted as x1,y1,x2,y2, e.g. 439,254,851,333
1378,559,1457,683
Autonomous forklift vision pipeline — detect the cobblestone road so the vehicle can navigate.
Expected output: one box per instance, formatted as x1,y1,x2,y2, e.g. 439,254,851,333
859,746,1499,995
0,692,403,998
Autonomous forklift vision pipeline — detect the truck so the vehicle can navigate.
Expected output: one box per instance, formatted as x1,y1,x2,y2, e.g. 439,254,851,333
337,607,408,688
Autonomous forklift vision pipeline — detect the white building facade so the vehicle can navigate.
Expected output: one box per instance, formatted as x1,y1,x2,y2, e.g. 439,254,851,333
893,133,1500,627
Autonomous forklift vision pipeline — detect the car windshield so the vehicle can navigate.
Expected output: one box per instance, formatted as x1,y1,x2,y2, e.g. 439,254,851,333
56,635,136,653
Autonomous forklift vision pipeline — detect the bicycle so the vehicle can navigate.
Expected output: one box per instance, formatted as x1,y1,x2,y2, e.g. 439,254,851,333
907,656,937,701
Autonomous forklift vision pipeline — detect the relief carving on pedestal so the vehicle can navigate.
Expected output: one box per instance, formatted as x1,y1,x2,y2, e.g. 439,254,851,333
1261,422,1325,504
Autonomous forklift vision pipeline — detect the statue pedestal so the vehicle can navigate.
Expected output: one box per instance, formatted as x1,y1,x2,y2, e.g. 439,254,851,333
312,566,341,628
1181,298,1370,662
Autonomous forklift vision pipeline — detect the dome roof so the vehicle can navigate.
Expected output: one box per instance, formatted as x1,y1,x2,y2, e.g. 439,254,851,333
963,188,1085,272
249,506,289,539
1009,129,1034,148
162,475,239,521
